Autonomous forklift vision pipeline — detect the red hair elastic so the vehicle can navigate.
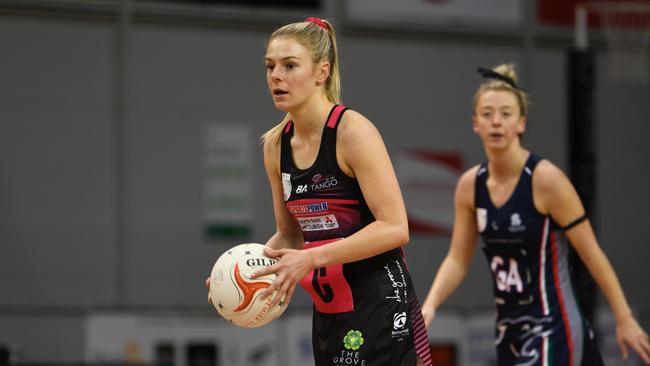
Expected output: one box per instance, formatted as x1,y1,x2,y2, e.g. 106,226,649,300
305,17,327,30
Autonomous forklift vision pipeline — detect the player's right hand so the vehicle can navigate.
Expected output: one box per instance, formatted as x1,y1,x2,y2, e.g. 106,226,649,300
616,314,650,364
253,246,315,308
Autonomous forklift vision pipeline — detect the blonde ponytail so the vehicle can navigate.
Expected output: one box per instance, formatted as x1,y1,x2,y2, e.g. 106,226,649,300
261,18,342,145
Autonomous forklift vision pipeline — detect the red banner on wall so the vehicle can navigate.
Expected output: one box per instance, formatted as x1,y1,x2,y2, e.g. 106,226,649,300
396,149,463,237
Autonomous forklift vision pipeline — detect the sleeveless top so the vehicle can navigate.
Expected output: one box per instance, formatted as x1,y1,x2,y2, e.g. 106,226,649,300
280,105,433,366
280,105,375,243
475,153,590,364
280,104,402,313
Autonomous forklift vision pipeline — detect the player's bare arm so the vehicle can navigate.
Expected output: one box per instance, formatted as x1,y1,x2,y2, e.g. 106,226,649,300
307,110,409,268
422,166,479,327
534,159,650,364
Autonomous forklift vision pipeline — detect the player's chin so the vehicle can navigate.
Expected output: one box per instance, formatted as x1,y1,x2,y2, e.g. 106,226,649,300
271,99,292,112
484,140,508,150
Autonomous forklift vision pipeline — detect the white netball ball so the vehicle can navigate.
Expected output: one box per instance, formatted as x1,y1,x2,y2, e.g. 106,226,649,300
209,243,287,328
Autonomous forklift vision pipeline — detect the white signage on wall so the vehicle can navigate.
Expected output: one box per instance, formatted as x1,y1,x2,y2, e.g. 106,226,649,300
202,124,253,240
347,0,522,26
85,314,281,366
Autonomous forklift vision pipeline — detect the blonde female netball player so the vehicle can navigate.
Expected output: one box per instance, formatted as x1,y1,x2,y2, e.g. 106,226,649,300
208,18,432,366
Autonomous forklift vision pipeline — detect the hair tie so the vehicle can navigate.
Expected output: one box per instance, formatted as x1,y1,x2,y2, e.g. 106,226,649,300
305,17,327,30
477,67,518,89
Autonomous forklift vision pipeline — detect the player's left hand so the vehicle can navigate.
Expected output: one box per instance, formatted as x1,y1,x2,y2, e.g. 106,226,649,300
252,247,316,308
616,314,650,364
205,276,213,305
421,306,436,329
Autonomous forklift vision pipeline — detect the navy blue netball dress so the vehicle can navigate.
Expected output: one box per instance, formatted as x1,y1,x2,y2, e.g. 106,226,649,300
475,153,604,366
280,105,432,366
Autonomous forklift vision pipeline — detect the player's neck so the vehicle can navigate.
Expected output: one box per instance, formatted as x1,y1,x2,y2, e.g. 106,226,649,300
486,147,529,181
289,95,334,139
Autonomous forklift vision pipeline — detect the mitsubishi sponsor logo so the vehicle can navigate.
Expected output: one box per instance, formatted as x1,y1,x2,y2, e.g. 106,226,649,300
297,214,339,232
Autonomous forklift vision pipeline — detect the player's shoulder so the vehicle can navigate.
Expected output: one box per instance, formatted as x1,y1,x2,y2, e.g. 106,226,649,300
457,164,482,194
460,165,482,183
531,158,577,209
337,108,381,144
338,108,375,131
532,158,569,191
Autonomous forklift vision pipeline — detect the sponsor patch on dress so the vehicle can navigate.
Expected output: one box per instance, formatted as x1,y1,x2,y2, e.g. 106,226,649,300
477,207,487,233
297,214,339,231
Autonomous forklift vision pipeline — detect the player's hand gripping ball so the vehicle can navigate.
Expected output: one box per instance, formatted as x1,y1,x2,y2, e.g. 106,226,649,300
209,243,287,328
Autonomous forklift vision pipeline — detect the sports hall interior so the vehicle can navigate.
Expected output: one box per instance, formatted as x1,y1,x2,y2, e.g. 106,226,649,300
1,0,648,365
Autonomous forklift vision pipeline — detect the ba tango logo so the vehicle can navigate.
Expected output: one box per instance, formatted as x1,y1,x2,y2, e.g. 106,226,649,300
343,330,364,350
295,184,308,194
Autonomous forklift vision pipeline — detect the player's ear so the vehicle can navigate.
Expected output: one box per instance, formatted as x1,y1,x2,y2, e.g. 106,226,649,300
517,116,526,134
316,61,330,84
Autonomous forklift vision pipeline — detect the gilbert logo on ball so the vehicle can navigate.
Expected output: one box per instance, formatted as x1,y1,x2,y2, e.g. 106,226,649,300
210,243,287,328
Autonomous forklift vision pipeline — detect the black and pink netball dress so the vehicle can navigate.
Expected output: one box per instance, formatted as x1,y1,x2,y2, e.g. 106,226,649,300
281,105,432,366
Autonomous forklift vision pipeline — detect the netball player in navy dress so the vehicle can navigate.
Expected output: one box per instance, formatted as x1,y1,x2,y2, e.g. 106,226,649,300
421,64,650,365
209,18,432,366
